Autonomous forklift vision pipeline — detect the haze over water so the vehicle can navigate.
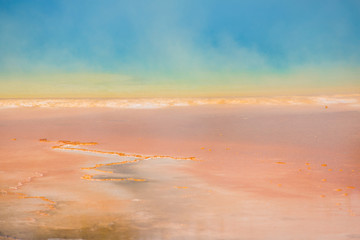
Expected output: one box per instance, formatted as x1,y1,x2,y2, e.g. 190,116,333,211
1,0,360,239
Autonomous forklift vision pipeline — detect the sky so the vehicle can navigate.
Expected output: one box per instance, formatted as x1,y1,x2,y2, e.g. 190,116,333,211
0,0,359,98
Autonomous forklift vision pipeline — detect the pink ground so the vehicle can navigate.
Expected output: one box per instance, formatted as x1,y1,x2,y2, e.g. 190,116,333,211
0,104,359,239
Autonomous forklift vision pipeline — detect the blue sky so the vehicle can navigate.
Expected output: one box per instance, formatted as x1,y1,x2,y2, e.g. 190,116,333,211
0,0,359,97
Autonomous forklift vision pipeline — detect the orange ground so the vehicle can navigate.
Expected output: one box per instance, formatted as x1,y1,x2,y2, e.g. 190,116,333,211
0,104,359,239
